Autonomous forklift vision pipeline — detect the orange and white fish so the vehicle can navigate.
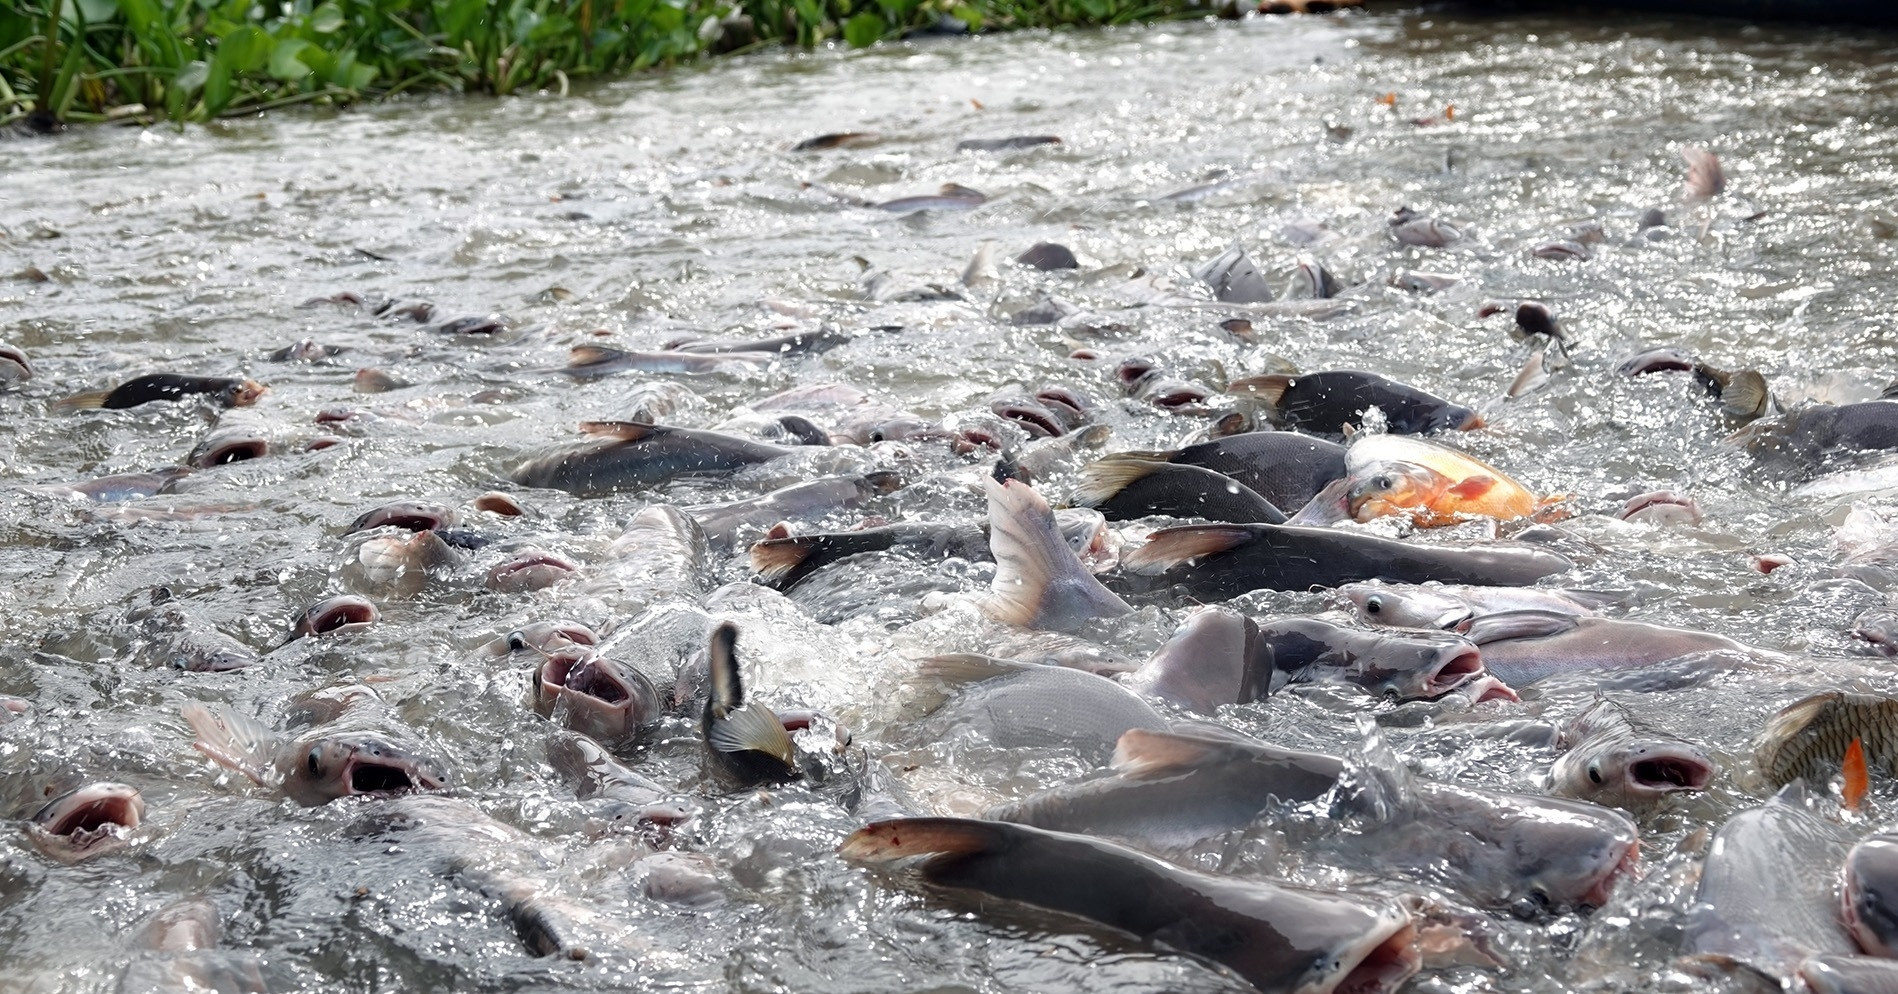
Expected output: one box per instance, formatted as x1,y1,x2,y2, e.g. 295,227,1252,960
1293,434,1558,527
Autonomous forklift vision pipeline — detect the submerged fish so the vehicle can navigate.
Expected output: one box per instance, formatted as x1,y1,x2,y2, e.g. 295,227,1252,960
1755,692,1898,790
877,183,986,213
1016,242,1079,269
1546,698,1716,808
59,467,192,502
1117,523,1572,600
509,421,791,495
957,135,1061,151
700,622,797,785
1736,401,1898,468
687,474,899,550
26,782,145,863
1339,581,1608,630
126,588,258,672
182,691,450,806
915,653,1166,761
1228,369,1484,436
56,374,267,412
1688,785,1855,982
1071,454,1286,525
186,421,270,467
978,477,1130,632
840,816,1422,994
1193,241,1275,303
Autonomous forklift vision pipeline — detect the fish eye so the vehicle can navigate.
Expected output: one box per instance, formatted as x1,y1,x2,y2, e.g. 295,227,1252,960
1364,596,1382,614
1588,761,1603,785
306,747,323,777
507,631,528,652
1372,475,1394,490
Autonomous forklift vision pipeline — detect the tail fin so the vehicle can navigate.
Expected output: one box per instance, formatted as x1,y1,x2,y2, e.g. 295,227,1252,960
181,702,279,787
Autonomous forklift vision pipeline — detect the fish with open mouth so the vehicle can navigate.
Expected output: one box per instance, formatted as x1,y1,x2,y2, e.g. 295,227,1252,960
0,342,32,387
531,645,663,748
286,594,380,640
1545,698,1717,808
841,815,1423,994
486,548,581,593
182,688,450,806
26,782,145,862
1339,581,1610,630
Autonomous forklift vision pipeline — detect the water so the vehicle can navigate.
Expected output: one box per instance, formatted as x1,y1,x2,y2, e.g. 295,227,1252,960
5,6,1898,992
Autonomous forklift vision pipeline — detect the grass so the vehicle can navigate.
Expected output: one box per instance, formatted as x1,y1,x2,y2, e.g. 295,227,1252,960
0,0,1225,126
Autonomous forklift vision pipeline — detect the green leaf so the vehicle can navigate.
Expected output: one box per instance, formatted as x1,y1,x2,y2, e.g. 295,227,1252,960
73,0,119,26
173,58,209,94
950,3,983,28
842,11,881,47
310,2,343,33
268,37,311,80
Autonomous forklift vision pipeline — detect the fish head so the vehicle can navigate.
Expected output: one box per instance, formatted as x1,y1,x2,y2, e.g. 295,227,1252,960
27,782,145,862
225,379,269,407
1279,622,1485,700
486,549,580,592
0,343,33,382
532,649,661,743
1346,463,1450,522
490,621,598,657
350,500,457,534
288,733,449,804
1550,737,1716,807
1844,835,1898,956
188,430,269,467
1339,583,1473,630
293,595,380,638
1403,402,1484,434
1465,793,1638,917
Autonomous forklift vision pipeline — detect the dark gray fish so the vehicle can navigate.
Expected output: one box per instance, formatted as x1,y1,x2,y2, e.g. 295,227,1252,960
559,344,775,378
1855,608,1898,656
793,131,876,151
1754,691,1898,790
1339,581,1609,630
747,509,1106,591
1461,611,1750,687
1228,369,1484,435
1737,401,1898,466
1688,785,1855,981
701,622,796,785
27,782,145,863
1115,359,1217,412
1116,523,1571,600
531,647,663,748
687,474,898,550
1845,831,1898,957
126,588,257,672
1016,242,1079,269
1071,454,1286,524
431,314,509,336
1546,698,1716,808
509,421,791,495
1157,430,1348,512
915,654,1166,761
877,183,987,213
840,817,1421,994
979,478,1130,632
56,374,267,413
957,135,1061,151
1802,956,1898,994
1193,242,1275,303
1290,258,1343,299
664,328,846,356
183,692,450,807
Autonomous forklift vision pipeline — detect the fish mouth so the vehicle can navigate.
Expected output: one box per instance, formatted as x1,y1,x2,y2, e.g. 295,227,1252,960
487,551,579,592
1452,410,1486,431
192,435,269,467
1034,388,1088,423
1326,917,1421,994
1618,491,1702,526
351,501,456,534
535,652,655,738
0,345,32,379
30,783,145,859
298,595,380,637
993,402,1066,438
1624,747,1715,794
340,751,444,796
1419,647,1487,697
952,427,1004,454
1146,384,1213,410
231,380,268,407
1579,838,1639,911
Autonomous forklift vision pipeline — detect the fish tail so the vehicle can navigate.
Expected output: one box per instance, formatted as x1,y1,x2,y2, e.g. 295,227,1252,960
838,817,1011,862
979,477,1129,627
180,701,277,787
914,653,1028,685
568,345,626,368
1121,524,1256,574
1069,454,1168,510
706,703,795,765
748,535,822,587
1112,728,1234,777
52,390,110,413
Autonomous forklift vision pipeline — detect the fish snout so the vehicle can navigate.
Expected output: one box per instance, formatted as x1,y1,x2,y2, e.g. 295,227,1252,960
1620,740,1716,796
294,594,380,638
1418,642,1487,697
28,782,146,861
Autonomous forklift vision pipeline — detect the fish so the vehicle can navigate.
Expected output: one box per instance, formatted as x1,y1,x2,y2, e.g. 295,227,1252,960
182,691,450,806
1071,454,1286,524
1856,608,1898,657
956,135,1061,151
1116,523,1572,600
1755,692,1898,790
559,344,776,378
186,422,270,467
991,726,1637,915
1545,698,1717,808
1339,581,1610,630
1389,270,1461,293
1845,830,1898,957
1688,785,1855,982
978,477,1131,631
687,474,899,551
115,897,269,994
1736,401,1898,467
1620,346,1772,419
1126,610,1488,709
876,183,986,212
1506,301,1568,351
1114,359,1217,412
55,374,267,412
1192,241,1275,303
1507,348,1551,399
0,696,27,724
354,368,408,393
1619,490,1703,526
1290,433,1547,527
1801,956,1898,994
700,621,797,785
1228,369,1485,435
664,328,847,356
1461,611,1751,687
1289,258,1343,299
914,653,1167,761
586,504,711,610
0,342,33,386
1016,242,1079,269
348,500,457,535
289,594,380,639
961,239,998,288
430,314,509,336
1145,430,1348,512
748,509,1108,591
792,131,876,150
268,338,344,362
1390,211,1463,247
355,529,468,592
545,730,697,836
26,782,145,862
1682,146,1726,203
480,620,598,657
58,467,192,501
125,587,258,672
508,421,792,495
486,548,580,592
840,816,1422,994
1531,239,1591,260
531,646,663,747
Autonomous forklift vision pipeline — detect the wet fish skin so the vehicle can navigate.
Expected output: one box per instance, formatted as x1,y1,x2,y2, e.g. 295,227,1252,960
1016,242,1079,269
186,424,270,467
509,421,791,495
0,342,33,385
1739,401,1898,467
1546,698,1717,808
1071,454,1286,525
750,509,1105,591
183,697,450,807
917,653,1166,761
117,897,269,994
687,474,899,550
486,548,579,592
792,131,875,151
1290,258,1343,299
1193,241,1275,303
560,344,775,378
876,183,986,213
60,468,192,502
1124,608,1271,713
1339,581,1608,630
665,328,847,356
57,374,267,412
1844,832,1898,957
532,647,663,747
127,588,258,672
1689,785,1856,981
1251,617,1487,701
26,782,144,863
1755,692,1898,790
1462,611,1749,686
1801,955,1898,994
840,816,1421,994
1159,430,1348,513
700,622,797,786
348,500,457,535
1229,369,1484,436
979,477,1130,632
1116,522,1572,600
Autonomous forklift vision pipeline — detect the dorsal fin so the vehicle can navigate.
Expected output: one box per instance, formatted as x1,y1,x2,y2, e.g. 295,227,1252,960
578,421,665,441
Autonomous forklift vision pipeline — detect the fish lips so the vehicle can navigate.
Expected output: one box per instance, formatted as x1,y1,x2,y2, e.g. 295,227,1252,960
533,651,660,743
308,738,449,800
28,783,145,862
487,550,580,592
188,432,270,468
349,500,457,534
293,595,381,639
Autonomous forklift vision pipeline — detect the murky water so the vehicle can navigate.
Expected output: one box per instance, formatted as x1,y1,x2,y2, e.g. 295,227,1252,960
6,6,1898,992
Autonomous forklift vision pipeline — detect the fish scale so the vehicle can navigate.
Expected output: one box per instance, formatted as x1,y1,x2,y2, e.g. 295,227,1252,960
1755,692,1898,789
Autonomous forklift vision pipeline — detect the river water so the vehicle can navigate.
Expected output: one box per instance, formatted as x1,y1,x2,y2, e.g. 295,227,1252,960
4,6,1898,993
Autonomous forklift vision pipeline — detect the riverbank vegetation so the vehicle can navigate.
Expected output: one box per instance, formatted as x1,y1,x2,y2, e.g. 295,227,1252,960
0,0,1238,126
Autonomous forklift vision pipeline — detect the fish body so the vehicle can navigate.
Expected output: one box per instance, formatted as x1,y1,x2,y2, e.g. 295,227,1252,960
840,816,1421,994
1338,434,1540,525
665,328,846,356
748,510,1105,591
1017,242,1079,269
126,588,257,672
1755,692,1898,790
560,344,774,378
687,474,897,550
1230,370,1483,436
1740,401,1898,467
1193,242,1275,303
1117,523,1571,599
182,692,449,806
1461,611,1748,686
186,423,270,467
588,504,710,611
1161,430,1348,512
1845,832,1898,957
917,654,1166,761
1391,216,1462,247
1339,581,1608,630
1546,698,1716,808
58,374,266,412
61,468,192,501
1689,786,1856,980
0,342,32,386
877,184,986,212
509,422,790,495
1071,455,1286,524
957,136,1061,151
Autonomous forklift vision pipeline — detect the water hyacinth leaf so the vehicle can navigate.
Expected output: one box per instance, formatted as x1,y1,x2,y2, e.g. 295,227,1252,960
310,2,344,33
73,0,118,26
268,38,312,81
173,60,209,96
843,12,883,47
